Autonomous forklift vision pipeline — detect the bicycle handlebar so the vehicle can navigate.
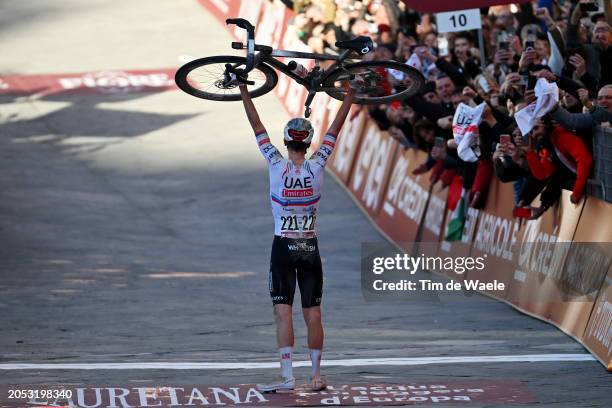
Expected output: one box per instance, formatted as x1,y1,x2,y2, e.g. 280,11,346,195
225,18,256,74
226,18,255,34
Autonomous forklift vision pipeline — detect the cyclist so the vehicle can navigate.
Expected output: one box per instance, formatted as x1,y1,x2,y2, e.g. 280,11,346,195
237,82,355,392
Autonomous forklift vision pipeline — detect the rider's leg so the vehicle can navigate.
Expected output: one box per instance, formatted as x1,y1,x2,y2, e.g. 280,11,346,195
274,304,294,380
297,239,324,386
302,306,323,379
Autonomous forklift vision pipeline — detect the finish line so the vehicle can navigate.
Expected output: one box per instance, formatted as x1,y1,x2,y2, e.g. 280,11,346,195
0,354,595,370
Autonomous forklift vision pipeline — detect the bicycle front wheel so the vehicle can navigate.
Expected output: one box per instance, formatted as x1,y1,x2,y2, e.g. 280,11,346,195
175,55,278,101
322,60,424,105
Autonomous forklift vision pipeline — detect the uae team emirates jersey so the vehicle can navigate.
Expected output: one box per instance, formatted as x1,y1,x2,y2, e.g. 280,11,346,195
255,130,337,237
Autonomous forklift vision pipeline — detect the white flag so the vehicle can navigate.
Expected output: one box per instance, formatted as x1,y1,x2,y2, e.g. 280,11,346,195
406,52,435,77
514,78,559,135
452,102,486,162
406,53,422,72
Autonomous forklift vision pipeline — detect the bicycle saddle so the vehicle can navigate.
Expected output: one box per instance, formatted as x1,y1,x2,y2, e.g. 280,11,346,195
335,36,373,55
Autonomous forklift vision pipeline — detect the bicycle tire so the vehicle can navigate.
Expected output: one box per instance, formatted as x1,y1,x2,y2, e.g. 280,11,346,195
322,60,425,105
174,55,278,101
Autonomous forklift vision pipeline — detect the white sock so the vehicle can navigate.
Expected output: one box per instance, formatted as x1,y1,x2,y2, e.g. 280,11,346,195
310,349,322,378
279,347,293,380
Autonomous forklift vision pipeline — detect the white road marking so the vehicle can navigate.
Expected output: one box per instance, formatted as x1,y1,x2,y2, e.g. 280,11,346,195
0,354,596,370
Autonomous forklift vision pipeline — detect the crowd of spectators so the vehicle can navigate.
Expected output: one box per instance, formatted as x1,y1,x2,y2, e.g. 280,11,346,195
282,0,612,218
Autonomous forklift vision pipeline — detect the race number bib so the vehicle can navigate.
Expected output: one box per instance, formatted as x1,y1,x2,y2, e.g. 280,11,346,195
280,214,316,233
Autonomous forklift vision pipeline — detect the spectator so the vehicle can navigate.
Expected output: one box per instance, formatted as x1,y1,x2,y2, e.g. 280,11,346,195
283,0,612,211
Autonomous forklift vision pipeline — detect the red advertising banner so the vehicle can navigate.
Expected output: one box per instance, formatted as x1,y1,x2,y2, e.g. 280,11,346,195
0,69,177,97
505,190,584,319
553,197,612,345
327,108,368,184
347,123,398,219
375,148,431,252
467,180,519,300
400,1,528,13
197,0,242,29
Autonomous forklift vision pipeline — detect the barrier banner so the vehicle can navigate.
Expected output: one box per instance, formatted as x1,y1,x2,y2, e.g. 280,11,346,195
327,108,368,183
197,0,242,26
0,69,177,97
347,123,398,220
420,183,448,248
583,263,612,370
547,197,612,339
467,180,519,300
310,94,340,152
376,148,431,252
506,190,584,317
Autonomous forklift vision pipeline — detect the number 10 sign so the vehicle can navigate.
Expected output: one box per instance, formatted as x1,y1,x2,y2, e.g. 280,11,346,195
436,8,482,33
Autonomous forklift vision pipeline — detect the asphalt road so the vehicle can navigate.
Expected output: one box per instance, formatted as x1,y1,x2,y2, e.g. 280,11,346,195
0,1,609,407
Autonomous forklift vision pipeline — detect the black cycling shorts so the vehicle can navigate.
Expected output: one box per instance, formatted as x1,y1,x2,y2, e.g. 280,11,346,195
268,235,323,308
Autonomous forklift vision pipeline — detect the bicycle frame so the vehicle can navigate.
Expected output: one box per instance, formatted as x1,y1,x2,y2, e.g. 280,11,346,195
252,48,353,91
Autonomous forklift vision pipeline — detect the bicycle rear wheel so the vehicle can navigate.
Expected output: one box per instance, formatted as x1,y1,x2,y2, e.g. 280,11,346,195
175,55,278,101
322,60,424,105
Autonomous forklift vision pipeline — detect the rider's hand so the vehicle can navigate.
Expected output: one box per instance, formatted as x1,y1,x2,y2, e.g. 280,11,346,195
228,73,244,87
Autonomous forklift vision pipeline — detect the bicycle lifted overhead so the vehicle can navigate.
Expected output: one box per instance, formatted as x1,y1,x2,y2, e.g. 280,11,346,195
174,18,424,117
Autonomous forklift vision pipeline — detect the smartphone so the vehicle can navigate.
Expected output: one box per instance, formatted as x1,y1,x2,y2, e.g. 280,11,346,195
580,2,599,12
434,137,446,147
437,35,449,57
477,75,491,94
497,31,509,49
500,134,511,146
527,75,537,90
525,40,535,50
517,73,529,86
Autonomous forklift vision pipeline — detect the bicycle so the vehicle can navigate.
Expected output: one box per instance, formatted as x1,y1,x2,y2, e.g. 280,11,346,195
174,18,424,117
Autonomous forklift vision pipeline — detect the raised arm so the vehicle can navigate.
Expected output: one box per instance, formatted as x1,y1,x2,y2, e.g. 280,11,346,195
311,88,355,167
327,88,355,135
239,84,283,165
239,84,266,134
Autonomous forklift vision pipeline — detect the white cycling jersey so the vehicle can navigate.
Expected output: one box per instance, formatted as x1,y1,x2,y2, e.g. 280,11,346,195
255,130,337,237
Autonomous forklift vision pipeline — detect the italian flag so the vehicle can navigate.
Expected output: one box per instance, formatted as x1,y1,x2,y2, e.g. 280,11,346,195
445,176,467,242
